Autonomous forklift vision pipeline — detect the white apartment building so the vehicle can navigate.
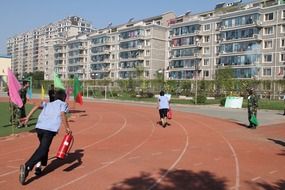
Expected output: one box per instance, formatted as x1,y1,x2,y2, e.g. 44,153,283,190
7,16,93,80
168,0,285,80
88,12,176,80
6,0,285,81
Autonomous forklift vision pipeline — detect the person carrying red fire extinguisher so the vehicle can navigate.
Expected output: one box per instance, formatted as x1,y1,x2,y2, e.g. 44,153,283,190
19,89,72,185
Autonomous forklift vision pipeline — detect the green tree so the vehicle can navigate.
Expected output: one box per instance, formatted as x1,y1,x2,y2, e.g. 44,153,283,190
215,67,234,96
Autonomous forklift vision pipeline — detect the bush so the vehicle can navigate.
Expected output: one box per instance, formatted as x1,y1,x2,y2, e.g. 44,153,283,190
197,94,207,104
220,97,226,106
142,92,154,98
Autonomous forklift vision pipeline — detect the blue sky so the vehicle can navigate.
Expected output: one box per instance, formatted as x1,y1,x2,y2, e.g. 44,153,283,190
0,0,250,55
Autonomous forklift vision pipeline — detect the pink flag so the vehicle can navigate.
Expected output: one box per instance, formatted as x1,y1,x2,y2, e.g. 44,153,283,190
7,69,23,107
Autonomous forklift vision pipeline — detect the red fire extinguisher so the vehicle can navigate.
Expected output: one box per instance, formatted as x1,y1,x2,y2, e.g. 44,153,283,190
56,133,74,159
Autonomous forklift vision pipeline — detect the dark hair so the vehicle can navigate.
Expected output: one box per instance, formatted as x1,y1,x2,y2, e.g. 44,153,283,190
22,80,29,86
160,90,165,96
55,89,67,101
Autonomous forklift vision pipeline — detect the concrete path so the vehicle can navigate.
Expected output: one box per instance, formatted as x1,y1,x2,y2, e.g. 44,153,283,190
1,91,284,126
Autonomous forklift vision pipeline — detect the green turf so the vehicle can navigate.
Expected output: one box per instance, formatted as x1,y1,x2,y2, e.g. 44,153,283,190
0,102,40,137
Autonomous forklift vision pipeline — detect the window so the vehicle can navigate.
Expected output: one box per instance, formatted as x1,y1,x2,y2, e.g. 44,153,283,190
204,47,210,54
264,13,274,21
263,68,272,76
145,40,150,46
264,54,272,62
204,36,210,43
145,71,149,77
283,10,285,19
264,40,273,49
203,70,209,77
146,29,151,36
203,59,209,66
204,24,210,31
281,53,285,62
281,39,285,47
281,25,285,33
264,27,273,35
145,60,150,66
145,50,150,56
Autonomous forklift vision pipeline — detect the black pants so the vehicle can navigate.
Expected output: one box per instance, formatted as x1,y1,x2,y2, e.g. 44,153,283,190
25,128,56,170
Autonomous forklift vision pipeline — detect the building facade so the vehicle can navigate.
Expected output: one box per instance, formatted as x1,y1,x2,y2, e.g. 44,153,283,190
6,0,285,81
7,16,93,80
168,0,285,80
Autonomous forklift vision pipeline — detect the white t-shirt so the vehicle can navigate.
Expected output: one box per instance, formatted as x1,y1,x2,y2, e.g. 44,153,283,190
158,95,169,109
36,100,69,132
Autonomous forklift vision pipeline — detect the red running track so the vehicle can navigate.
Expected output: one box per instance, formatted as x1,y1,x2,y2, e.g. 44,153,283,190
0,98,284,190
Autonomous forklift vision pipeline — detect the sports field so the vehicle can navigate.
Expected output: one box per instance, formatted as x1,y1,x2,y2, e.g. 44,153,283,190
0,97,284,190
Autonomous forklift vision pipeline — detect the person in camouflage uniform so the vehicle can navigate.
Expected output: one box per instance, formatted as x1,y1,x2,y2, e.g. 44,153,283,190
247,88,258,129
10,80,30,128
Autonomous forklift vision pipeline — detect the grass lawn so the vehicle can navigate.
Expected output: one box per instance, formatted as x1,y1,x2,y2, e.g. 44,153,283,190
0,102,40,137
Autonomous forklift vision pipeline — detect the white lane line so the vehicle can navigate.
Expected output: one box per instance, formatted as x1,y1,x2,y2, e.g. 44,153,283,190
171,149,180,152
269,170,278,175
7,165,18,169
214,157,222,161
148,119,189,190
194,119,240,190
251,177,261,181
194,162,203,166
100,161,113,165
53,112,156,190
0,169,18,177
0,112,101,159
81,114,127,149
128,156,140,160
151,152,162,156
8,159,24,163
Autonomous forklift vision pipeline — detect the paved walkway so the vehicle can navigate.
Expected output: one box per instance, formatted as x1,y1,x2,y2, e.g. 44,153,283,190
1,91,284,126
91,98,285,127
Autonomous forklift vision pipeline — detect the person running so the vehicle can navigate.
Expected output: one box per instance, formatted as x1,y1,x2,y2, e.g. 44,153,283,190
19,89,72,185
157,90,170,127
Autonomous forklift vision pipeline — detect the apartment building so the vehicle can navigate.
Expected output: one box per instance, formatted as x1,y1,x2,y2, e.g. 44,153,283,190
168,0,285,80
6,0,285,81
7,16,93,80
88,12,176,80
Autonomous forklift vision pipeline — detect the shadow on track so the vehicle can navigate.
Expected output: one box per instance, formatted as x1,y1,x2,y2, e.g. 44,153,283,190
24,149,84,185
110,169,228,190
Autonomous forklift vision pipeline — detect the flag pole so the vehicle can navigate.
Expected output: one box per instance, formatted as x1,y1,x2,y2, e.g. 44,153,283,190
9,98,15,135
